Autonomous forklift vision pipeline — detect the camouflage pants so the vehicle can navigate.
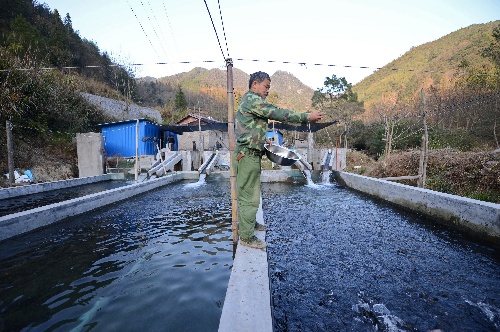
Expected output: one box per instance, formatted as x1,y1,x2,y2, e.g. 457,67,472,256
233,153,261,239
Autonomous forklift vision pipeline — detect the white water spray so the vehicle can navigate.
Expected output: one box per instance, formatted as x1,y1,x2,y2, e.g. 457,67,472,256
321,170,330,184
185,173,207,188
302,169,315,186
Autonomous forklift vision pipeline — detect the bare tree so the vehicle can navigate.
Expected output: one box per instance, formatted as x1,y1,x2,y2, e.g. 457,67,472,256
374,90,418,159
311,74,364,148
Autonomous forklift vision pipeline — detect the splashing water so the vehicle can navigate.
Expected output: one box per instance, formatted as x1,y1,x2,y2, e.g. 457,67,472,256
302,169,316,187
302,169,332,189
352,301,407,332
185,173,207,188
465,299,500,329
321,170,330,184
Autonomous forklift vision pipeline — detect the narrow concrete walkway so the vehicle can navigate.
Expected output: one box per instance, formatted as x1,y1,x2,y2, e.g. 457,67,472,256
218,203,273,332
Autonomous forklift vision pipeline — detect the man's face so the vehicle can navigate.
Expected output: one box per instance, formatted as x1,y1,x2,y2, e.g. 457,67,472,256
251,78,271,99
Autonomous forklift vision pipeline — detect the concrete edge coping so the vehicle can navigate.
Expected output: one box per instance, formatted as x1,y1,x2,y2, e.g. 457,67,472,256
0,174,115,200
219,200,272,332
334,171,500,240
0,172,199,242
0,165,304,201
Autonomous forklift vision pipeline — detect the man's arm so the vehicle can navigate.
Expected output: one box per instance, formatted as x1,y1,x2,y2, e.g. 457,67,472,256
308,111,325,122
244,93,325,123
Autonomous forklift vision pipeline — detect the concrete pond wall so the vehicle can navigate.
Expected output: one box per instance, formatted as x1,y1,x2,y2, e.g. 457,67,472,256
1,170,499,332
0,172,198,242
333,171,500,243
3,169,497,253
0,174,118,200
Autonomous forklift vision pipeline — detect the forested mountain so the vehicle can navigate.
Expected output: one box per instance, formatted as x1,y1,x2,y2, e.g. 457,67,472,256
345,20,500,156
135,67,314,122
0,0,135,97
0,0,132,182
2,0,496,130
354,21,500,115
136,20,499,128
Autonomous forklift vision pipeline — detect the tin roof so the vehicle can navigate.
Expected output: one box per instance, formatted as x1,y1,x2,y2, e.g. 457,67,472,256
176,113,221,125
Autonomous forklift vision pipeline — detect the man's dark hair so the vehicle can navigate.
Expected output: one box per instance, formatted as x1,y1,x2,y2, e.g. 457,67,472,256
249,71,271,89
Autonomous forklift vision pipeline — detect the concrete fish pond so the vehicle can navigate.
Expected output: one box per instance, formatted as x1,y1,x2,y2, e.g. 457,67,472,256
0,173,499,331
0,179,132,217
263,182,500,331
0,176,233,331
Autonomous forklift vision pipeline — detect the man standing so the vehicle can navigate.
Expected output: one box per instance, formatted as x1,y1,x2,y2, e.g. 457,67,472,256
234,71,324,249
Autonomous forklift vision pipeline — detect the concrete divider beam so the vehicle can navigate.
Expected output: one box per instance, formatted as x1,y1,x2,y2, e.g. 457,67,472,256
334,171,500,241
219,199,272,332
0,175,115,200
0,172,199,242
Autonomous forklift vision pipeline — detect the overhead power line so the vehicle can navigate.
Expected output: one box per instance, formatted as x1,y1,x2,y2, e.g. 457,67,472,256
147,1,172,58
162,1,180,60
126,0,160,60
203,0,226,60
139,0,169,58
2,58,498,78
217,0,230,58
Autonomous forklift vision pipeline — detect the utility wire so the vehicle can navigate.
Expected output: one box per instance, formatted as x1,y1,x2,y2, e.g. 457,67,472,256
217,0,230,58
162,1,180,60
139,0,169,59
147,1,172,58
4,58,499,78
127,0,161,60
203,0,226,60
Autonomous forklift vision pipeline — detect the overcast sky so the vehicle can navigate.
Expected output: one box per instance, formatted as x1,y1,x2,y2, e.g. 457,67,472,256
41,0,500,89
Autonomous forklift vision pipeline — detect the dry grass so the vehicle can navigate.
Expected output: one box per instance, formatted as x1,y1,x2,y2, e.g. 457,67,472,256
345,150,378,175
4,145,500,203
352,148,500,203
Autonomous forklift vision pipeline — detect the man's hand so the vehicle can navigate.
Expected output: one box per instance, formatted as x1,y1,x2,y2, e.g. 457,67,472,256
308,111,325,122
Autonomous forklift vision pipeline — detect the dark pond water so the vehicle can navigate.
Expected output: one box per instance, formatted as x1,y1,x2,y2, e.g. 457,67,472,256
0,180,132,217
0,175,233,331
264,182,500,332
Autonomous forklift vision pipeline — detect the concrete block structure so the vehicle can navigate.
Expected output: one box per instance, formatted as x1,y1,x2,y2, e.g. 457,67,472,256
76,132,105,177
173,114,229,152
98,119,160,157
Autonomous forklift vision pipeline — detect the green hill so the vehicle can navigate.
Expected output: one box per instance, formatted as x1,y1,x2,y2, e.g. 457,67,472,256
134,67,315,122
152,68,314,112
141,21,499,122
353,21,499,112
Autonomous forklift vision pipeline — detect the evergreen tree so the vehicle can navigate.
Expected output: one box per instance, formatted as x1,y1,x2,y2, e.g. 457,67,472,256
174,85,187,111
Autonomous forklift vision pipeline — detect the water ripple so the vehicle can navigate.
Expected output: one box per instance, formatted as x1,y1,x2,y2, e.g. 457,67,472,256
265,182,500,331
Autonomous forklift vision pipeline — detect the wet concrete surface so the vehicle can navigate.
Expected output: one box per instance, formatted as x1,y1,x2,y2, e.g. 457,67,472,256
0,180,131,217
263,182,499,331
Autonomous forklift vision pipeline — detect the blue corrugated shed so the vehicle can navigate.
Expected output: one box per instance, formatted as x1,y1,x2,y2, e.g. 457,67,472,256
266,130,283,145
98,119,160,157
163,131,178,151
